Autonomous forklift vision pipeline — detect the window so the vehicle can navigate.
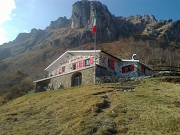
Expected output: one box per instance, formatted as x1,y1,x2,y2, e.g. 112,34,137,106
59,66,65,74
72,63,76,70
122,64,134,73
72,60,85,70
85,59,90,66
62,66,65,73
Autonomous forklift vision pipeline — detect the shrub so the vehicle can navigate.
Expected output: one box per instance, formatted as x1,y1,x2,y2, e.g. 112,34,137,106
19,77,34,94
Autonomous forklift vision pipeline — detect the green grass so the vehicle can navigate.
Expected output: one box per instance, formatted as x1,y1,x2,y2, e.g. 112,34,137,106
0,77,180,134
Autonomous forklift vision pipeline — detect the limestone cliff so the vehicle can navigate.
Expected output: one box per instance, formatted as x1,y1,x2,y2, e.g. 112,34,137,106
71,0,90,29
71,0,118,41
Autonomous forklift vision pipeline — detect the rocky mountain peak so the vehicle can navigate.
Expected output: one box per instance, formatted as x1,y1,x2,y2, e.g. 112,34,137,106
14,33,31,42
14,28,45,43
126,14,157,25
47,16,70,29
71,0,118,40
71,0,90,29
142,14,156,22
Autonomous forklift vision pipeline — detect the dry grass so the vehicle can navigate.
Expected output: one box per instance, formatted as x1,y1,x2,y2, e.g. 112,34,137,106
0,77,180,135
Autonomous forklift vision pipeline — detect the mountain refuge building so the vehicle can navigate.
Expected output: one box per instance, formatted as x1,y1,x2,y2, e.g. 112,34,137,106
34,50,153,92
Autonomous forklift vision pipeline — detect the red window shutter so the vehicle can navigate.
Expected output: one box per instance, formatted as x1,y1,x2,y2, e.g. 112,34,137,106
76,62,78,69
81,60,84,67
131,64,134,71
110,60,115,69
78,61,81,68
122,66,125,73
90,57,94,65
59,67,62,74
141,66,145,73
79,61,82,68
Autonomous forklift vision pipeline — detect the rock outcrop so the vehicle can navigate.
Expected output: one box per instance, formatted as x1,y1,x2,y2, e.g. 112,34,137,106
71,0,90,29
14,28,45,43
126,14,156,26
14,33,31,42
47,16,70,29
159,20,180,42
71,0,119,41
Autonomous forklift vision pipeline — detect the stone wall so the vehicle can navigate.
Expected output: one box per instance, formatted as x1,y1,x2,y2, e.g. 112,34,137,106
48,66,94,89
119,62,151,78
99,53,122,76
96,65,110,76
95,66,119,83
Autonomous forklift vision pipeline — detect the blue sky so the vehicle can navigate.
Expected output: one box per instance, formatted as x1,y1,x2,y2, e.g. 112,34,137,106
0,0,179,45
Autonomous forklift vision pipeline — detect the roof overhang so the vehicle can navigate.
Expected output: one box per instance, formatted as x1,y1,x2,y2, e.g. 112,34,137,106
121,59,153,70
45,50,102,71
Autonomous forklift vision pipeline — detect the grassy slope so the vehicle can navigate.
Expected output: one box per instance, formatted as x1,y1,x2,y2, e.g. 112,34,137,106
0,77,180,135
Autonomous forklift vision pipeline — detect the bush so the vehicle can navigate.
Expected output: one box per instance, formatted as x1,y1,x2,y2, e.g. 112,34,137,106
19,77,34,94
2,77,34,102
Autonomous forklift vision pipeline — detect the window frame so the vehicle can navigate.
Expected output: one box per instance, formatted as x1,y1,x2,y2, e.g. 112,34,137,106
122,64,134,73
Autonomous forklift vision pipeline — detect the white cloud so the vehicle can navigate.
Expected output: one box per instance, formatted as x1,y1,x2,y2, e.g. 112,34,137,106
23,30,29,33
0,0,16,25
0,0,16,44
0,28,7,45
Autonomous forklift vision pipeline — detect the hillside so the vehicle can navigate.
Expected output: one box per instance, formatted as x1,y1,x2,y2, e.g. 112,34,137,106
0,77,180,134
0,0,180,95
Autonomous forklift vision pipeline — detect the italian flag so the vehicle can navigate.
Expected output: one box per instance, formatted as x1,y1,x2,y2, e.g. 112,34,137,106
92,13,96,34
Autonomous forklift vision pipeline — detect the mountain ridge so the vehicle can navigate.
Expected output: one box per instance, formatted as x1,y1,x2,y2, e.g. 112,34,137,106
1,0,180,47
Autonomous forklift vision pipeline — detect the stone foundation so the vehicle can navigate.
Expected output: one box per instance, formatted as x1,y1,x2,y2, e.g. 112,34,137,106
44,67,95,90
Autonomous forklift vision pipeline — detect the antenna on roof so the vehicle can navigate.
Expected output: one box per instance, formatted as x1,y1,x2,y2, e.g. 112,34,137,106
132,54,137,60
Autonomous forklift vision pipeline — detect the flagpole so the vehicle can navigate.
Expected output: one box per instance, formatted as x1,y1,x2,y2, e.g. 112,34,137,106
94,30,96,84
92,8,97,84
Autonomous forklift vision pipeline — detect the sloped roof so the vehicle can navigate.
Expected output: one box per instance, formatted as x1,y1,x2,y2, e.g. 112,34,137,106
121,59,153,70
45,50,122,71
45,50,99,71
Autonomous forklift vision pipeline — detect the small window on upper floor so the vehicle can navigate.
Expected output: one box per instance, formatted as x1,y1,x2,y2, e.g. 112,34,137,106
59,66,65,74
72,63,76,70
85,59,90,67
62,66,65,73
